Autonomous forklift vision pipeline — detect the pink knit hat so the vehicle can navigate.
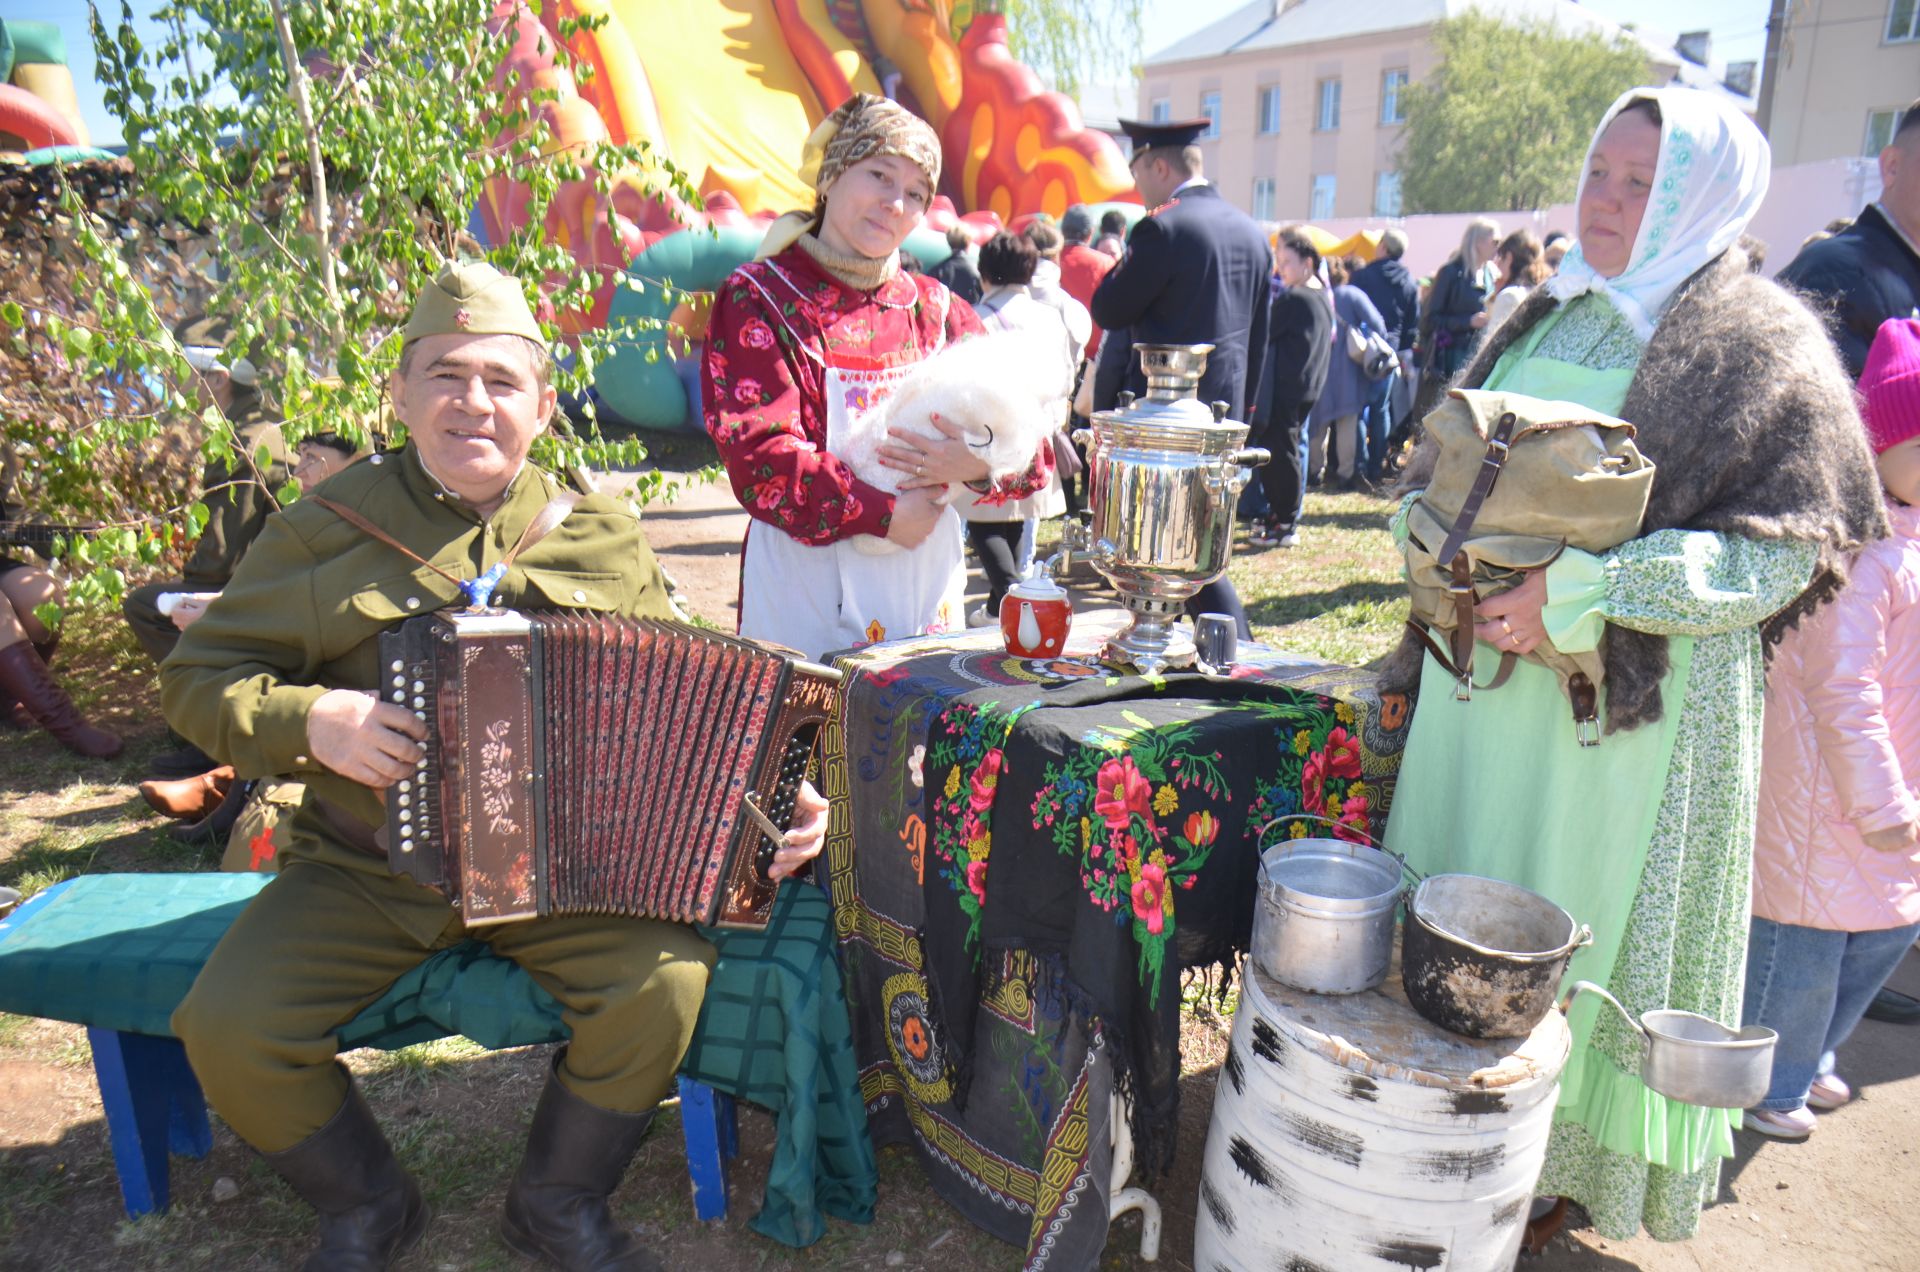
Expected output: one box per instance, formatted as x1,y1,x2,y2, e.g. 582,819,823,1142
1861,318,1920,454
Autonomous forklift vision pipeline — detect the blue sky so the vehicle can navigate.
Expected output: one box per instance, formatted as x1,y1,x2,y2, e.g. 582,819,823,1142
42,0,1774,148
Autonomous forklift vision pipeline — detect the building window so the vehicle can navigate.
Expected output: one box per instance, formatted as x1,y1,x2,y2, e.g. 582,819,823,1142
1200,91,1221,138
1258,85,1281,135
1888,0,1919,42
1374,171,1403,217
1150,98,1171,122
1252,177,1276,222
1867,109,1903,154
1381,69,1408,125
1311,174,1337,220
1317,79,1341,131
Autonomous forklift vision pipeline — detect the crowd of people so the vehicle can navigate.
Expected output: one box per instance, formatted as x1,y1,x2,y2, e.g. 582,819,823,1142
693,84,1920,1254
5,66,1918,1269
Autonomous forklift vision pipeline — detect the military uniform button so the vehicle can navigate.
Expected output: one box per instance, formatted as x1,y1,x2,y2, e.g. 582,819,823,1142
406,597,421,610
294,754,309,766
370,455,384,466
572,590,587,603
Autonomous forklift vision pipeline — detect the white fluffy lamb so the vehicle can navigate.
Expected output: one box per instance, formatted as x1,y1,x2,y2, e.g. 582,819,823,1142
840,328,1072,555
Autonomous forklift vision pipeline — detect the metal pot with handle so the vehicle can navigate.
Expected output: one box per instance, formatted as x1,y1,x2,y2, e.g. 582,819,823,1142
1559,980,1778,1108
1250,815,1414,995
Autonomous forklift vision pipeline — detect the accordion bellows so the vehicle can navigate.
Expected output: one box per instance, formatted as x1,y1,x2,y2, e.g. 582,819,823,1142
380,612,838,928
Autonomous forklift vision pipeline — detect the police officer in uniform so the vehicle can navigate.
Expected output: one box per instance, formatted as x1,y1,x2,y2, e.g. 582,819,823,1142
164,261,828,1272
1090,118,1272,635
125,315,292,778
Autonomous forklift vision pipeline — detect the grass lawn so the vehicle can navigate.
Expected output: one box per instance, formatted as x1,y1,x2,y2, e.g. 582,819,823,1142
0,488,1405,1270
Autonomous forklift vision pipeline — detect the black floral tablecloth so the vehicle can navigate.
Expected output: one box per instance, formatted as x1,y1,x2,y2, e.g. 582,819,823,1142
821,617,1409,1269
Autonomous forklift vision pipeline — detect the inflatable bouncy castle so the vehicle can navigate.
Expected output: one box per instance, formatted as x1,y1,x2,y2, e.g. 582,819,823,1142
0,20,97,158
474,0,1139,429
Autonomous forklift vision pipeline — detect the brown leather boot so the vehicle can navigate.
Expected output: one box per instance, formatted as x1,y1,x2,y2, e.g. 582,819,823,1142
139,765,235,820
0,634,54,729
501,1051,662,1271
0,690,28,730
0,640,121,758
264,1076,429,1271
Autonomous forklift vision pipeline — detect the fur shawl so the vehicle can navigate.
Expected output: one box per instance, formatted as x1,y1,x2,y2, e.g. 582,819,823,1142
1386,248,1888,732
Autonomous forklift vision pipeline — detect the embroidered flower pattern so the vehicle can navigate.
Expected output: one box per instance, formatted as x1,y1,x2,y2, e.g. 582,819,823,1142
701,256,985,545
1244,695,1376,848
1028,720,1232,1005
926,701,1033,949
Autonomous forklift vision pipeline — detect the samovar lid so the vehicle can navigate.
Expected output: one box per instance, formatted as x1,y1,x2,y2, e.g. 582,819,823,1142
1090,343,1248,450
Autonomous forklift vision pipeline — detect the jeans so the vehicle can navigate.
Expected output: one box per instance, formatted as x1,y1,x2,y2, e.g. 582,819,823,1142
1361,373,1395,481
1251,401,1311,531
1327,414,1361,481
1742,915,1920,1111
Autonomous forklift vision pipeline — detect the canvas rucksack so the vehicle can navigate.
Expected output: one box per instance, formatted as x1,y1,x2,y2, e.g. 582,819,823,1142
1400,389,1655,744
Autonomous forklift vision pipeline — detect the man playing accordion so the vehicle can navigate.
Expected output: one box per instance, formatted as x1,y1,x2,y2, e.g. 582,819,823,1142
162,260,828,1272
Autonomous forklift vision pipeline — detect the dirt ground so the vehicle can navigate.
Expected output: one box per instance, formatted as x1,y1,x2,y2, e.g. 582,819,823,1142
2,469,1917,1270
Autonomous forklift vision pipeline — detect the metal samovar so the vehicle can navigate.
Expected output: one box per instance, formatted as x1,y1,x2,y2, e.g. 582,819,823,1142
1069,344,1268,673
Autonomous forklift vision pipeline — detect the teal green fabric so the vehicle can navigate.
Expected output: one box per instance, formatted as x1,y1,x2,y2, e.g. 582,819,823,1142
0,873,272,1036
0,873,874,1248
681,884,879,1245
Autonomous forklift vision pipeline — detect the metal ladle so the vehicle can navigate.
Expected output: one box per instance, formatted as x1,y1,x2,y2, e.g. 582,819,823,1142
1559,981,1778,1108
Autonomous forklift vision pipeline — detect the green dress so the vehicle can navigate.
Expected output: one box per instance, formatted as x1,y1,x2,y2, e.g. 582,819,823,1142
1386,295,1818,1240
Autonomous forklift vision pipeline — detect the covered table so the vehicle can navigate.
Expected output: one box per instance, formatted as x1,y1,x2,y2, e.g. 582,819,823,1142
820,617,1411,1268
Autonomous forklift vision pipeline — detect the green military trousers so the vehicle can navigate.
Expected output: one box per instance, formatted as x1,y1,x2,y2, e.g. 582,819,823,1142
122,580,186,666
172,859,715,1153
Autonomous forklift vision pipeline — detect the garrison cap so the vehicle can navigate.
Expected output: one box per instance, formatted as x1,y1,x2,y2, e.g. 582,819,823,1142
1117,117,1211,158
402,259,546,347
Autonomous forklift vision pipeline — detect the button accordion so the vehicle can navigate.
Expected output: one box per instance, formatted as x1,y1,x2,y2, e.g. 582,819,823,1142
379,611,841,929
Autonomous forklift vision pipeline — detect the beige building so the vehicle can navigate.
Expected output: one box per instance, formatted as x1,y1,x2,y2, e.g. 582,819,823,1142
1140,0,1757,223
1759,0,1920,165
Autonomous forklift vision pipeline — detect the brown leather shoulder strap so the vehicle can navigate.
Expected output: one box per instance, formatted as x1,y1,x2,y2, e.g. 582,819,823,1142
1437,409,1520,565
309,490,584,604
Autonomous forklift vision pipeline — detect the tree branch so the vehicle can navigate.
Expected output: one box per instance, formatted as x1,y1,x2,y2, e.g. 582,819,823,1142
267,0,342,345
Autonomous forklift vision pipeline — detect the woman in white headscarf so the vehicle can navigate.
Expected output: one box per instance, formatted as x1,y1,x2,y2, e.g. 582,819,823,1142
1384,88,1886,1244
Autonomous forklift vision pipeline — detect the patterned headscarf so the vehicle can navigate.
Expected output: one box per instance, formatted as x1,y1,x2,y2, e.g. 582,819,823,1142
1547,86,1770,340
757,94,942,262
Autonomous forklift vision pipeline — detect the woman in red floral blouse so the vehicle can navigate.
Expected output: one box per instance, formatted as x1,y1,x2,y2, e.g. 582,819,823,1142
703,94,1050,659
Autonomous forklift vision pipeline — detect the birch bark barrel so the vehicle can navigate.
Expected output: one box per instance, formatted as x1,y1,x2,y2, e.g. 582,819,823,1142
1193,949,1571,1271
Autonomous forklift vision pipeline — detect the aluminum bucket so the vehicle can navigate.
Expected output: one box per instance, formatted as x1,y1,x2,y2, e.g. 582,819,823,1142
1253,838,1404,995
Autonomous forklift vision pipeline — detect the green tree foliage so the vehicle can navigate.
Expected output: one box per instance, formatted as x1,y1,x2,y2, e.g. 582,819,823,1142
958,0,1144,99
1398,11,1649,214
0,0,696,614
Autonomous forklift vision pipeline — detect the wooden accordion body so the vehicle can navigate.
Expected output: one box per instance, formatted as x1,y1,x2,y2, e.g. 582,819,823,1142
379,611,840,929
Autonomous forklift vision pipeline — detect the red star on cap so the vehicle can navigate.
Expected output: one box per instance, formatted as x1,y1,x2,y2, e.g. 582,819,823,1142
454,307,472,329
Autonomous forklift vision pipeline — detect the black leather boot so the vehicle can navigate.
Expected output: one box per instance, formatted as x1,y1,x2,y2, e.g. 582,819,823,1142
263,1076,428,1271
501,1052,661,1271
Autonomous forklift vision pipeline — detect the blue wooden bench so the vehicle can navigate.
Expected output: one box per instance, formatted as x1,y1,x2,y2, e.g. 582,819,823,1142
0,872,876,1247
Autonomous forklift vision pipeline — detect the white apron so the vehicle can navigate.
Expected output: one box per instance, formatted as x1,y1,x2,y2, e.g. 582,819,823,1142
736,263,965,661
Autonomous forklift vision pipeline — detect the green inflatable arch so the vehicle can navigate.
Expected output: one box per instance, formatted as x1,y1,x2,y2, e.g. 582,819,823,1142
596,224,955,430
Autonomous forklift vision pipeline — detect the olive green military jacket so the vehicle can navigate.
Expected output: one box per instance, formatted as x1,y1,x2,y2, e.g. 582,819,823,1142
183,394,292,589
161,443,674,939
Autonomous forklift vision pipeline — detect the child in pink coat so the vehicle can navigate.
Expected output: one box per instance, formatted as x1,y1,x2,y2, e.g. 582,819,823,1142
1744,317,1920,1137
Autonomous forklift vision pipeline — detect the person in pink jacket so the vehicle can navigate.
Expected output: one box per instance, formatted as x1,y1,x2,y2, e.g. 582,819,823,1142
1744,317,1920,1138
